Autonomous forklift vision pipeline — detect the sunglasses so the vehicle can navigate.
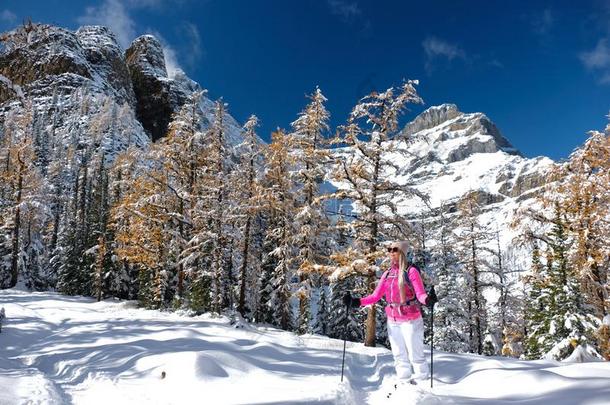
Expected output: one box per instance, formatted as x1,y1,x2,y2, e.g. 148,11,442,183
387,247,399,253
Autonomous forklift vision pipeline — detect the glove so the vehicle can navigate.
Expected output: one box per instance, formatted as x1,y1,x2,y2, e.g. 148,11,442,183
424,286,438,308
343,292,360,309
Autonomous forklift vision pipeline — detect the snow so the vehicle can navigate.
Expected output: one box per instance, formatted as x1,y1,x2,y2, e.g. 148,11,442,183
562,344,604,363
1,288,608,405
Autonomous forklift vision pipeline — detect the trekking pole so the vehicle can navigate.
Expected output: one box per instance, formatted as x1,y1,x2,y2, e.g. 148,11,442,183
430,303,434,389
340,308,348,382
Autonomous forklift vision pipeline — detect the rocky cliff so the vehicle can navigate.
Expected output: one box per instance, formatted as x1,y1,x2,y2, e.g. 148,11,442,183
0,22,244,158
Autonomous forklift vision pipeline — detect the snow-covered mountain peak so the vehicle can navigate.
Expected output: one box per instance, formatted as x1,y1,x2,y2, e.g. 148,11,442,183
125,34,168,79
402,103,461,136
401,104,520,166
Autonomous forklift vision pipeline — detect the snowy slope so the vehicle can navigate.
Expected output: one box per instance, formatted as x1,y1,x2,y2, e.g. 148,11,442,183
1,288,608,405
329,103,555,269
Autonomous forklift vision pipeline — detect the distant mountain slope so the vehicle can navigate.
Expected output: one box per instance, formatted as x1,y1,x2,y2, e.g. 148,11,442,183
329,103,555,266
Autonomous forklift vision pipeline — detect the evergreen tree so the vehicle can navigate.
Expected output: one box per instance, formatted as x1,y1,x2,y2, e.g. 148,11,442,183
523,241,550,358
454,191,490,354
233,115,265,317
312,280,330,335
328,273,365,342
430,200,470,353
543,203,600,360
204,99,233,313
0,107,44,288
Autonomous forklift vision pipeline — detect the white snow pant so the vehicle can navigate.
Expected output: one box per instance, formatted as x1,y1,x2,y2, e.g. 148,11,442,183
387,317,429,381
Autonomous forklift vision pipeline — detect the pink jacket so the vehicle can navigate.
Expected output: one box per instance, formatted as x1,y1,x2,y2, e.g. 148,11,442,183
360,264,428,322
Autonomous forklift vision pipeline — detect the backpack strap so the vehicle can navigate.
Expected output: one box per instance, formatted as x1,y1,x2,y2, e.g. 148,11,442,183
402,265,420,306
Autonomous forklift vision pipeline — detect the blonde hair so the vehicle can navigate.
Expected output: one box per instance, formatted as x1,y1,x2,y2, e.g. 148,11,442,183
397,250,408,304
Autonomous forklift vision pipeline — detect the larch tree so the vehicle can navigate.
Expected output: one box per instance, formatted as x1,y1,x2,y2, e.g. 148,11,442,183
201,99,233,314
453,191,490,354
162,90,207,306
329,80,425,346
0,106,46,289
232,115,265,317
430,200,470,353
289,86,333,334
262,129,297,331
554,128,609,319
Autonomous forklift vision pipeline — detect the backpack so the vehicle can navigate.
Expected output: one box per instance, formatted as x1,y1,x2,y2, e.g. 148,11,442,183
402,263,436,306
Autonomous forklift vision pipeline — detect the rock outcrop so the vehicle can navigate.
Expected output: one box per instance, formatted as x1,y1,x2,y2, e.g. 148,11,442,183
125,35,176,142
0,22,245,152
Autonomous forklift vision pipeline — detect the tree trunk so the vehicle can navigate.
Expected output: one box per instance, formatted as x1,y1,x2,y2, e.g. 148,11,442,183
472,233,482,355
9,153,24,287
238,216,251,315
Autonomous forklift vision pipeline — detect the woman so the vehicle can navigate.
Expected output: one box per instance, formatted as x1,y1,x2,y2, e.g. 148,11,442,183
343,241,435,384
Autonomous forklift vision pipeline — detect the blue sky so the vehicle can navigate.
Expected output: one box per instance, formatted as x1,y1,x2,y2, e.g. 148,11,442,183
2,0,610,159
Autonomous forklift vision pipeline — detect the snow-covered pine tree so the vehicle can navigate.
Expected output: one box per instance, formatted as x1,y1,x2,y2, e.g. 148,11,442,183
0,106,43,288
261,129,297,331
18,172,49,291
312,279,330,335
453,191,490,354
326,250,368,342
542,203,601,360
232,115,265,317
554,127,609,319
481,228,523,356
202,99,233,314
257,235,275,324
53,150,90,296
108,147,141,300
497,246,527,357
329,80,425,346
430,200,470,353
289,86,333,335
86,152,114,302
161,90,207,306
523,241,550,359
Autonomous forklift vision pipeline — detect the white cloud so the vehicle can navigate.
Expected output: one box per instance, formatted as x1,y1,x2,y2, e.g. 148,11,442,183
1,9,17,23
580,38,610,84
77,0,136,49
148,29,182,78
580,39,610,69
422,37,466,61
181,22,202,67
163,44,181,78
76,0,200,78
422,37,467,74
532,8,554,37
327,0,361,22
149,22,202,77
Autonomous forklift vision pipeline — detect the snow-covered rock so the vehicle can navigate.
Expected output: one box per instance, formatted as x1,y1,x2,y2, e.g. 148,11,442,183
561,344,603,363
0,23,246,162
